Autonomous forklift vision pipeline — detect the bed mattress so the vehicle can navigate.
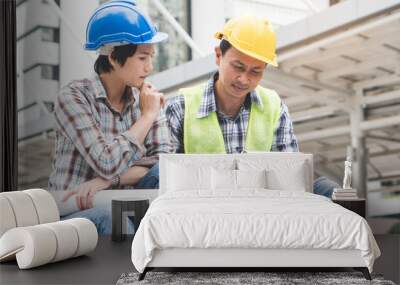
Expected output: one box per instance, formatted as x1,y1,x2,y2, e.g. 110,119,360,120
131,190,380,273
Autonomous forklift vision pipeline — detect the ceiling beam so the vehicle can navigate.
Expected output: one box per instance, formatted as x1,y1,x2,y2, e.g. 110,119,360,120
279,11,400,65
363,89,400,106
369,172,400,182
267,68,353,96
368,161,383,178
285,91,343,106
297,114,400,141
291,106,344,122
329,147,400,163
297,126,350,142
318,57,396,81
366,135,400,143
361,115,400,131
353,73,400,89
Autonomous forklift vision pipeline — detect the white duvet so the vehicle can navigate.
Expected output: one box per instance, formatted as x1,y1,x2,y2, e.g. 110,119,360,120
131,190,380,273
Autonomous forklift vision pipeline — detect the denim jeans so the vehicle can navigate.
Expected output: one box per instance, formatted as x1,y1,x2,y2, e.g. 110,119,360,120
61,206,136,235
61,163,159,235
134,163,159,189
61,164,159,235
313,176,339,198
61,207,113,235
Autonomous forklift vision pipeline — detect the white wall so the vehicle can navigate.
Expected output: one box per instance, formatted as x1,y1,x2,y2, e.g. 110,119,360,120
17,0,60,113
59,0,98,87
20,30,59,71
190,0,329,59
16,0,59,39
190,0,226,59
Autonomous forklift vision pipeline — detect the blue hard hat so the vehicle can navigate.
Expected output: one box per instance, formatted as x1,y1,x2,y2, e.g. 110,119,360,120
84,0,168,50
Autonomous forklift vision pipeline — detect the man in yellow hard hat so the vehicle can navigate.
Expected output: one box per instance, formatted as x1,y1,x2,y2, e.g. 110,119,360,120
166,15,338,197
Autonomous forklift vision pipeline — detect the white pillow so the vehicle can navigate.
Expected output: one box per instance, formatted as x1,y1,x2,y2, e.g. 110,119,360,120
266,162,307,191
167,162,211,191
211,168,236,190
236,169,267,189
211,169,268,191
238,159,309,192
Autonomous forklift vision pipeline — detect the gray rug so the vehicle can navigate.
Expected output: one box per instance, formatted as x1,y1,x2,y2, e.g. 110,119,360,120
116,271,396,285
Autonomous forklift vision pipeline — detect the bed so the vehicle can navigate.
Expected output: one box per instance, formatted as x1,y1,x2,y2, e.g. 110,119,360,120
131,153,380,280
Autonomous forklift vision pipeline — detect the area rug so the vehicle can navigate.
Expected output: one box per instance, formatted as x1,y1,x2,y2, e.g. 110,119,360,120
116,271,396,285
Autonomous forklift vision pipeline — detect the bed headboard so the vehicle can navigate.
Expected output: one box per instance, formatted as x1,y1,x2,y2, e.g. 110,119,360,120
159,153,313,195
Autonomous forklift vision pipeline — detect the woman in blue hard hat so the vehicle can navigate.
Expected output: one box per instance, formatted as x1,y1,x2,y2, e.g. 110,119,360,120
48,0,173,234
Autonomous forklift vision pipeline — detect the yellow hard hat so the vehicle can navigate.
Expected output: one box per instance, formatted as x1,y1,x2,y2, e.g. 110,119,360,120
215,15,278,67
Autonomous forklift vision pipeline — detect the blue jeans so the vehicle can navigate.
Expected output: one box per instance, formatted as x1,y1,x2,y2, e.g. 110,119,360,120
61,207,136,236
134,163,159,189
61,207,113,235
313,176,339,198
61,164,159,235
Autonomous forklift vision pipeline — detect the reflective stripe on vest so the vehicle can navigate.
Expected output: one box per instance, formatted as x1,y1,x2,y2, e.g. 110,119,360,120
182,84,281,154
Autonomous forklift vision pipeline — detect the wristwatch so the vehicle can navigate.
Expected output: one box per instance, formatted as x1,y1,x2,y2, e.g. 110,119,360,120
110,175,120,189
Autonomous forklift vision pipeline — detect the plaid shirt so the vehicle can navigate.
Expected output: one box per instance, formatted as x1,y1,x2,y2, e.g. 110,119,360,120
48,74,173,191
166,73,298,154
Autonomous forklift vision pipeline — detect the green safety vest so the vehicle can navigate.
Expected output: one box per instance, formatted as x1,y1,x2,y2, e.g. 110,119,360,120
182,84,281,154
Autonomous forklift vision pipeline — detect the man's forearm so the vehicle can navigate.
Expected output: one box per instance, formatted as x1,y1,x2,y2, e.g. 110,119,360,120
133,156,159,167
119,165,149,186
127,114,156,145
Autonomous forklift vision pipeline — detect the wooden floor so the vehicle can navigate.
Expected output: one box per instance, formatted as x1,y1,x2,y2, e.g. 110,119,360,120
0,235,398,285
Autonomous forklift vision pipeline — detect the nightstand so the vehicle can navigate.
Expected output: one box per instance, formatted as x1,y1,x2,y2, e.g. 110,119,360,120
332,198,366,218
112,198,149,242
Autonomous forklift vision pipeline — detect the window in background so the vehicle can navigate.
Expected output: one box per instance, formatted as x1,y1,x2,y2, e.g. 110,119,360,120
94,0,192,72
136,0,191,72
41,64,59,81
41,27,60,43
